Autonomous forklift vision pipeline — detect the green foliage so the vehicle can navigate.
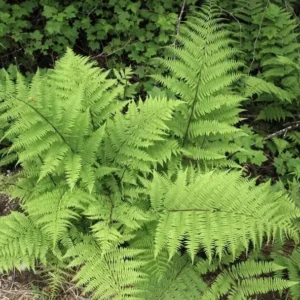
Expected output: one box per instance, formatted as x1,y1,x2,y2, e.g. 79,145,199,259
0,0,197,91
215,0,300,186
154,5,245,166
1,3,300,299
233,125,267,166
148,169,299,261
202,260,296,299
272,248,300,300
270,137,300,181
0,212,49,272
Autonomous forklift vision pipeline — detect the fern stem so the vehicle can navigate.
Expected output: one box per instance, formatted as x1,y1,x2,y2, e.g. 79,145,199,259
12,96,75,153
109,195,115,227
38,154,57,187
182,71,202,147
168,208,256,219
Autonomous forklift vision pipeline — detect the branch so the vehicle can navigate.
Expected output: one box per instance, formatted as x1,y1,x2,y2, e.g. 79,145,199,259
92,39,132,59
264,122,300,140
172,0,187,46
248,0,270,75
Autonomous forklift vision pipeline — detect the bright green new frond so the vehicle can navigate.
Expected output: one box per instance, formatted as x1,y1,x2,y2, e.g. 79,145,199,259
66,242,146,299
25,188,95,246
147,169,300,261
103,97,180,172
155,3,244,164
0,212,49,272
0,49,124,191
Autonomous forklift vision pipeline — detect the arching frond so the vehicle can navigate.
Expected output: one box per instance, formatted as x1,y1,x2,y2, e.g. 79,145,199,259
146,169,300,261
154,3,244,166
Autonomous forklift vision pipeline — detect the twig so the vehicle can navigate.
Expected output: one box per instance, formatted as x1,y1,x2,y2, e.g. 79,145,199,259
264,122,300,140
214,4,243,47
248,0,270,75
172,0,187,46
92,39,133,59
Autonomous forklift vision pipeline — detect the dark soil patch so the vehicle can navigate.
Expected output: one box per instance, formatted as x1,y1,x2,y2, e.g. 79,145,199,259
0,193,19,217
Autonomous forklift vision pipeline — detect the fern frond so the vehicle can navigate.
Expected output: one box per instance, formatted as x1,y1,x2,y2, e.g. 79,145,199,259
143,254,208,300
202,260,296,300
44,259,69,299
146,169,300,261
244,76,292,102
0,50,124,191
102,97,180,173
0,212,49,272
257,104,293,122
154,3,244,165
66,241,146,299
272,249,300,299
25,188,95,246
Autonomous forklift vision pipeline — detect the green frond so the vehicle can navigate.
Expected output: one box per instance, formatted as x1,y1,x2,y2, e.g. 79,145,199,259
146,169,300,261
0,212,49,272
202,260,296,300
25,188,95,246
142,254,208,300
65,152,82,189
103,97,180,172
272,249,300,299
155,3,244,165
66,242,146,299
0,49,125,191
244,76,292,102
44,259,69,299
83,194,152,251
257,104,293,122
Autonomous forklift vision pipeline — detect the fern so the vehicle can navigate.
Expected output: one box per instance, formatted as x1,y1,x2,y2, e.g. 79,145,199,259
0,69,17,167
154,4,245,166
0,15,300,299
66,241,146,300
143,254,209,300
272,248,300,299
202,260,297,299
0,212,49,272
101,97,181,173
257,104,294,122
146,169,300,261
0,49,124,191
25,188,95,246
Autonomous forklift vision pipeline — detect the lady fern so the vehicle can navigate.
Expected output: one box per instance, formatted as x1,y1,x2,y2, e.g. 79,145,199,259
154,4,245,167
0,4,299,299
146,169,300,261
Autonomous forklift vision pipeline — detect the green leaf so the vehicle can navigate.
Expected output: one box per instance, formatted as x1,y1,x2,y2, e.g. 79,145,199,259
65,152,82,189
